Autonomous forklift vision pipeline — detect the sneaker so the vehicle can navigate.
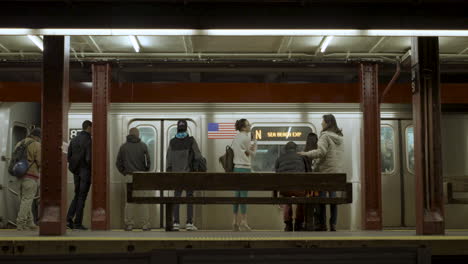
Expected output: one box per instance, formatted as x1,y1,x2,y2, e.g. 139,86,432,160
125,225,133,231
186,223,198,231
67,221,74,230
172,222,180,231
239,222,252,232
330,224,336,232
284,221,293,232
294,222,304,232
142,225,151,231
232,223,240,232
16,225,26,231
73,225,88,231
27,224,38,231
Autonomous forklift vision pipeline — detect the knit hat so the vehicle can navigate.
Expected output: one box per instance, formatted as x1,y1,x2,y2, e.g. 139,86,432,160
177,120,188,133
30,128,41,138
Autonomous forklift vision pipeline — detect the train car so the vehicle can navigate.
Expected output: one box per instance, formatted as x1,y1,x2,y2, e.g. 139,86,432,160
0,102,467,230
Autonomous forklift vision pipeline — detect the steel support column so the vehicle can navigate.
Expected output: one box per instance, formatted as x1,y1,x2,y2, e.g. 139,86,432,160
39,36,70,235
411,37,445,235
91,64,111,230
360,63,382,230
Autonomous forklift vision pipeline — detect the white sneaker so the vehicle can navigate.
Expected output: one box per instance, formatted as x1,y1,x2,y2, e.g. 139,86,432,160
232,223,240,232
172,223,180,231
186,223,198,231
239,222,252,232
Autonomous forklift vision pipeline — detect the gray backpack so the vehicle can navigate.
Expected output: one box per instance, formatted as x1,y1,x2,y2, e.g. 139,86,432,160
219,145,234,172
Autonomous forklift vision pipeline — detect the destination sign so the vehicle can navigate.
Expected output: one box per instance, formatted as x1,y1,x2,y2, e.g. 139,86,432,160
251,126,313,141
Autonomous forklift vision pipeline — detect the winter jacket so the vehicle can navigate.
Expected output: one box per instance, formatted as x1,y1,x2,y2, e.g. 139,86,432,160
275,142,310,173
166,136,201,172
67,131,92,175
303,131,344,173
116,135,151,175
15,136,41,179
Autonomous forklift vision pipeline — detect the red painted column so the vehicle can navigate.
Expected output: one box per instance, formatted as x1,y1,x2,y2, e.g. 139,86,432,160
359,63,383,230
91,64,111,230
39,36,70,235
411,37,445,235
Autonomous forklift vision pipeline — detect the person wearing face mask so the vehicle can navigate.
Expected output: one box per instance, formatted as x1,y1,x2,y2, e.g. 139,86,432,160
298,114,344,232
231,118,256,232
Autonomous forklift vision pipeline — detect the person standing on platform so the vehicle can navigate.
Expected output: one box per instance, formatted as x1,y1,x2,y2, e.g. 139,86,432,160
231,118,256,232
14,128,41,231
299,114,344,232
166,120,202,231
116,127,152,231
66,120,92,230
275,141,311,232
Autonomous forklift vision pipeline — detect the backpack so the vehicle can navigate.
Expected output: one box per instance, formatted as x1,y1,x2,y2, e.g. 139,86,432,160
218,145,234,172
8,139,35,178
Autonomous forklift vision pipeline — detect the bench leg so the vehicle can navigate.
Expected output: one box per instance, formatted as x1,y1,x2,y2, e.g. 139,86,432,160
304,204,316,231
165,204,173,231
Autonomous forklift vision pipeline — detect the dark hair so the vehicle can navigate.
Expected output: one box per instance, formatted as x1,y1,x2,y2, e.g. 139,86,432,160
177,119,188,133
82,120,92,130
304,132,318,152
30,128,41,138
322,114,343,136
235,119,249,131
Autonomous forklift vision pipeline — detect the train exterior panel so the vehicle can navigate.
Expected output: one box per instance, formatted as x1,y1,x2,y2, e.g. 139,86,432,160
1,102,467,230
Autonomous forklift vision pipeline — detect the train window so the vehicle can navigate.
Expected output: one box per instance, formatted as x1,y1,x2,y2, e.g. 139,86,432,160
380,125,395,174
406,126,415,173
137,126,157,171
11,125,28,153
251,144,306,172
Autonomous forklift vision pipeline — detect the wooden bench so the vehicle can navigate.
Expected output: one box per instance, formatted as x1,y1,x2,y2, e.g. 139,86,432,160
128,172,352,231
446,177,468,204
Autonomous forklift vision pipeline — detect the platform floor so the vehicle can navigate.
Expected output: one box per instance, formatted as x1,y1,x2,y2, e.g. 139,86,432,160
1,229,467,256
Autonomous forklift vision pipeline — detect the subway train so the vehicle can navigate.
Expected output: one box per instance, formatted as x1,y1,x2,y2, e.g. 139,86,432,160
0,102,467,230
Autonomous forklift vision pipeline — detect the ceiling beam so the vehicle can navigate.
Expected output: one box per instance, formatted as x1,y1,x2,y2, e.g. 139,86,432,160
0,42,10,53
84,36,102,53
368,36,387,53
182,36,194,54
401,49,411,63
277,36,293,54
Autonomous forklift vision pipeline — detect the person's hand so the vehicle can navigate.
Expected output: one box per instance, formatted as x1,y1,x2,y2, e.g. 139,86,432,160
249,144,256,152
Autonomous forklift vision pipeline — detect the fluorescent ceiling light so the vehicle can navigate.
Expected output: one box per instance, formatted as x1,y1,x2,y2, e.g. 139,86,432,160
0,28,466,37
27,35,43,51
320,36,334,53
128,35,140,52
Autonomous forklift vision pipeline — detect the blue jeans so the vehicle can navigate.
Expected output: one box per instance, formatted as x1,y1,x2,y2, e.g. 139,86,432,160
233,168,251,214
315,191,338,226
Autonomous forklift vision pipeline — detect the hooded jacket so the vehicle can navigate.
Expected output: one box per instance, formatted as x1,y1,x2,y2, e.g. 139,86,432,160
166,135,201,172
303,131,344,173
275,142,310,173
116,135,151,175
15,136,41,179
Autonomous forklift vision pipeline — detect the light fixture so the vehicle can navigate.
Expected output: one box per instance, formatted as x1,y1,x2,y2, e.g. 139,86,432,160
27,35,43,51
0,28,466,37
320,36,334,53
128,35,140,53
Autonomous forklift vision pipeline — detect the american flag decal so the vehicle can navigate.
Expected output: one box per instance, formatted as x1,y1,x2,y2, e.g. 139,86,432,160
208,123,237,139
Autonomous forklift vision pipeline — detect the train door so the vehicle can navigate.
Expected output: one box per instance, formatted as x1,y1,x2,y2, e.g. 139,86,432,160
401,120,415,227
381,120,415,228
127,119,197,228
380,120,402,227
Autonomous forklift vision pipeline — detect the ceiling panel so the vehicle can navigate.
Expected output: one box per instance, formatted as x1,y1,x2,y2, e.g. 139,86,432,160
192,36,280,53
0,36,39,52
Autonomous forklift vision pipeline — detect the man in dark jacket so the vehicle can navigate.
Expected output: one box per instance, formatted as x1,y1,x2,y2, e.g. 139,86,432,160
66,120,92,230
116,127,151,231
275,141,310,231
166,120,202,231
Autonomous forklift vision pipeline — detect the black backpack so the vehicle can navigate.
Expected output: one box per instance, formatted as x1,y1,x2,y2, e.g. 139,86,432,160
8,139,34,178
219,145,234,172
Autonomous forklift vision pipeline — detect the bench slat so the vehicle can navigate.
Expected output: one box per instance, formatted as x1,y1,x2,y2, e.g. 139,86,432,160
132,172,347,190
129,197,350,204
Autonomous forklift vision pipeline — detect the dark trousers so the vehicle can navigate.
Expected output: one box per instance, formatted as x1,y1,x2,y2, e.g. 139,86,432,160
67,168,91,226
315,191,338,227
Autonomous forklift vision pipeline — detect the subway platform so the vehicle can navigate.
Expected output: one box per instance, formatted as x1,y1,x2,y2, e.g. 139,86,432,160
0,229,467,256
